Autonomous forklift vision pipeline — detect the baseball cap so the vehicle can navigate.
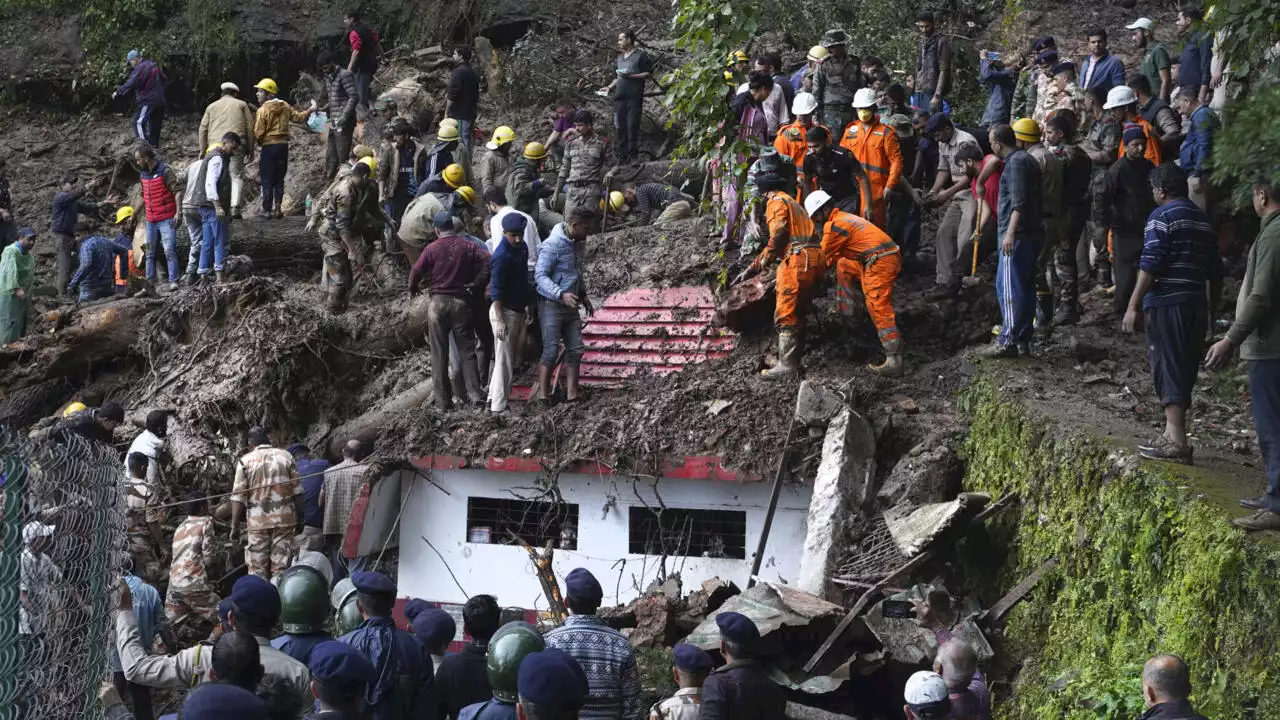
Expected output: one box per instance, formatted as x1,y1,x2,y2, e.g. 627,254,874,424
1125,18,1155,31
23,522,55,544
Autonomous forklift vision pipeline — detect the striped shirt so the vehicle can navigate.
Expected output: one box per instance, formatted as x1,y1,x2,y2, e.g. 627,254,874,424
545,615,643,720
1139,197,1222,309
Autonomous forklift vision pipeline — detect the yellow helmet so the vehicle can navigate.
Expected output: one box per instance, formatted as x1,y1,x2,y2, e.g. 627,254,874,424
723,70,736,86
727,50,749,65
1012,117,1041,142
523,142,548,160
254,78,279,94
205,143,221,155
115,206,135,224
455,186,477,205
358,156,377,174
607,190,626,212
437,123,461,142
807,45,829,63
62,402,88,418
352,144,376,160
443,163,466,189
490,126,516,147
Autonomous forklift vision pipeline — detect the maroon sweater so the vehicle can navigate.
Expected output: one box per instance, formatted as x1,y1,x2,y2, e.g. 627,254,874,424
409,232,491,297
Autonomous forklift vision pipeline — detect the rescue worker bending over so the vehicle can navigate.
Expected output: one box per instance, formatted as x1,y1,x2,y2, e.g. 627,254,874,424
318,160,373,313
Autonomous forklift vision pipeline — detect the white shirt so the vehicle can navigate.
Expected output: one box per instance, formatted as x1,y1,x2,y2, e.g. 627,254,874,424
20,547,62,635
182,160,204,209
736,81,792,136
204,154,225,204
487,206,540,270
126,429,166,485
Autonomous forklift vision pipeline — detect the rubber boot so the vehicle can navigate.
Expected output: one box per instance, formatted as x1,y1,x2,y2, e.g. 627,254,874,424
215,271,226,285
869,347,904,377
761,331,799,379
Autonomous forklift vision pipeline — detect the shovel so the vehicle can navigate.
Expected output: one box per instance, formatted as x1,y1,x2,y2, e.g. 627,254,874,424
961,212,983,288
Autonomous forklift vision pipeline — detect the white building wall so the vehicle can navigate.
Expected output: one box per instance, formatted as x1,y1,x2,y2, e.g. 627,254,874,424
396,469,812,609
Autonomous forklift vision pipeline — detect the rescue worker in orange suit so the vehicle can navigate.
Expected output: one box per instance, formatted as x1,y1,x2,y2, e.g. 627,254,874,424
839,88,904,229
773,92,827,191
806,189,905,376
737,172,825,379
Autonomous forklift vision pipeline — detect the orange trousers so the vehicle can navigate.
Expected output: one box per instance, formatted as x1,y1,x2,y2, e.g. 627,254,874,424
834,253,902,351
859,183,888,228
775,247,826,328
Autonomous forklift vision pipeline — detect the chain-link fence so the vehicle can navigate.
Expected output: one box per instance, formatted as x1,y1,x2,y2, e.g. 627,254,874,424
1,428,126,720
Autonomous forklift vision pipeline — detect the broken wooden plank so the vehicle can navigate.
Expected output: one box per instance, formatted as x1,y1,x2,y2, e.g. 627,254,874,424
982,556,1059,627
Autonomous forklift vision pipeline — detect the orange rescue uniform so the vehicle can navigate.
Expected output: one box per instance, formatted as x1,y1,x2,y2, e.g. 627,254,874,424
820,208,902,351
1116,115,1163,166
774,121,829,189
762,191,825,328
838,120,903,228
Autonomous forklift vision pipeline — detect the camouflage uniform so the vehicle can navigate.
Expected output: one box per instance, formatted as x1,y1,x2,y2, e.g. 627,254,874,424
1084,117,1123,276
164,515,221,637
319,175,363,312
123,475,165,586
231,444,302,582
650,688,702,720
558,133,610,228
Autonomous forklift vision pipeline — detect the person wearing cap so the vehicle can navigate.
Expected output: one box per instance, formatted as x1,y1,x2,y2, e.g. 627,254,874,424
254,78,317,218
446,46,482,179
164,496,222,639
340,571,435,720
544,568,641,720
557,110,611,227
399,186,449,266
422,123,463,194
132,144,183,292
52,399,125,445
1079,27,1126,94
410,209,491,409
735,59,791,138
1102,124,1156,318
902,671,951,719
19,519,62,669
199,83,255,218
807,189,904,374
979,123,1043,359
488,210,534,413
1175,5,1214,105
1028,50,1061,124
191,132,244,283
841,87,904,229
407,604,456,669
317,159,375,312
648,644,712,720
774,92,827,187
381,118,428,230
0,226,36,343
793,45,827,95
478,126,517,196
515,648,589,720
1036,61,1085,131
1012,37,1054,121
68,216,131,302
1127,18,1172,102
914,11,951,113
604,31,653,164
1013,118,1065,335
119,575,311,702
308,640,380,719
1121,164,1221,465
230,426,304,583
1080,85,1122,289
435,594,501,718
1043,111,1092,326
113,50,167,148
51,174,104,296
319,50,361,181
701,612,785,720
923,113,982,299
506,142,552,229
485,187,539,262
813,28,862,135
978,49,1015,127
287,443,330,552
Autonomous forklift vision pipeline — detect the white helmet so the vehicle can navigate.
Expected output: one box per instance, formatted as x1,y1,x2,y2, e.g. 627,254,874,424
1103,85,1138,110
791,92,818,116
852,87,878,109
803,190,833,217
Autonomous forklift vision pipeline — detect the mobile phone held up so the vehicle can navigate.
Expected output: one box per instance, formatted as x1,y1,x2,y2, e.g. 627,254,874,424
882,600,915,619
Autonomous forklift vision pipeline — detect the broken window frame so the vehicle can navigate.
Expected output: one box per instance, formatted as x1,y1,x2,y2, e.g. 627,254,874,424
465,496,580,549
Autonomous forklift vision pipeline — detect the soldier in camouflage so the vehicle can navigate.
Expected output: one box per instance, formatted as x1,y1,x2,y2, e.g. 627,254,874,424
813,29,863,136
650,644,713,720
230,426,304,583
557,110,611,229
165,496,222,639
318,160,375,313
124,451,166,587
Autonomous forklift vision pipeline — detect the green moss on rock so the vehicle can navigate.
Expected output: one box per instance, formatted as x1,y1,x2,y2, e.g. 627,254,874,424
962,380,1280,719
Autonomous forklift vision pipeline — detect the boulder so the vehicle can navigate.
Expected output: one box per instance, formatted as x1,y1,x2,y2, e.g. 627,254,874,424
876,429,964,509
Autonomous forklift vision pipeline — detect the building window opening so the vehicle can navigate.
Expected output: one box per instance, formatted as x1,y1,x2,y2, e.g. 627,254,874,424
466,497,579,549
627,507,747,559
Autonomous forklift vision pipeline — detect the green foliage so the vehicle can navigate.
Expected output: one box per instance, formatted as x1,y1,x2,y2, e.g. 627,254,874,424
961,379,1280,719
1211,84,1280,203
79,0,172,90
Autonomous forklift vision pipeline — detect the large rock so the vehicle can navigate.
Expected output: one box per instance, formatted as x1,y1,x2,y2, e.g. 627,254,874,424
876,428,964,509
630,595,678,649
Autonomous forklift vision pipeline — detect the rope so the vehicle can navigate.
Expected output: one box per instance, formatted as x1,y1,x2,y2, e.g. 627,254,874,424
148,459,380,511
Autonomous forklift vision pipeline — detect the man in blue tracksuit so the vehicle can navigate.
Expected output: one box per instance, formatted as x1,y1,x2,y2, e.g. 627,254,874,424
113,50,167,148
981,122,1042,359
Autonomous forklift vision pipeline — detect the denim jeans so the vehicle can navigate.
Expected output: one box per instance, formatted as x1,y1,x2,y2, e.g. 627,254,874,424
145,218,178,283
183,211,203,276
1249,359,1280,512
539,297,585,368
197,208,229,273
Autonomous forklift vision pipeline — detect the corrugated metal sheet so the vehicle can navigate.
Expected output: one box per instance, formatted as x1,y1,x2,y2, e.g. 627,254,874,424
578,287,738,387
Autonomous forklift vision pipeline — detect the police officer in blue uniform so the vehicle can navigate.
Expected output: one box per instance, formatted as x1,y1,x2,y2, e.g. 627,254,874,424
406,600,457,669
514,648,589,720
181,683,269,720
307,640,380,719
273,564,335,665
699,613,786,720
339,571,438,720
